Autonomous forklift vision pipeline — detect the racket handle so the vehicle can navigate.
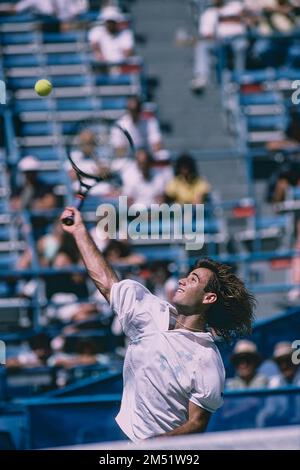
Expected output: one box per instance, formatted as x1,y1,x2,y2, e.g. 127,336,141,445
62,196,84,226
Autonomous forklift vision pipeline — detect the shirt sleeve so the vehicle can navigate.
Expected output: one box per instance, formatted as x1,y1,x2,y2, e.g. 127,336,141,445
189,356,224,413
88,26,101,44
199,8,218,37
110,279,170,339
147,117,162,147
111,119,130,148
15,0,34,12
120,29,135,51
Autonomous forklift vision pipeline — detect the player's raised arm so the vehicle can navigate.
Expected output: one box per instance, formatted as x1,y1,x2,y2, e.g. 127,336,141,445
60,207,119,302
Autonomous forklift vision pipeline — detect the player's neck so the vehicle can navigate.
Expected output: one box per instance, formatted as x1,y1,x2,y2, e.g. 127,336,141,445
174,314,206,333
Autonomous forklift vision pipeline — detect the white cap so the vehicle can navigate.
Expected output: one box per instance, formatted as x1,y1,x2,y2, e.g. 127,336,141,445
273,341,293,359
101,6,124,22
232,340,258,356
18,155,40,172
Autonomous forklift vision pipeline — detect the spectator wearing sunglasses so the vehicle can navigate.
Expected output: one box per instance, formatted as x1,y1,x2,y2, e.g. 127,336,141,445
226,340,268,390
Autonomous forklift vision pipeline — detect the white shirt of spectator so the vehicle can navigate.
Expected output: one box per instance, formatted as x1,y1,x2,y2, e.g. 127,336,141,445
110,279,225,441
15,0,54,15
268,368,300,388
199,1,246,38
120,160,168,205
112,113,162,151
88,25,134,62
15,0,87,20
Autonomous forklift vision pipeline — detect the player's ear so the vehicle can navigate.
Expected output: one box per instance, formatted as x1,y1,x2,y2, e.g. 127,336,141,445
203,292,217,304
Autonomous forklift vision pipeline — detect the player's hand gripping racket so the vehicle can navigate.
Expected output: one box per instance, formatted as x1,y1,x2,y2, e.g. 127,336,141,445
62,117,134,226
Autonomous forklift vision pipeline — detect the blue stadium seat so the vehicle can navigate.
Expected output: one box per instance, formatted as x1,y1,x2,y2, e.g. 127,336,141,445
0,13,34,23
0,253,18,269
46,53,85,66
51,75,88,87
255,215,291,230
247,115,287,130
101,97,128,110
276,68,300,80
20,146,61,160
0,226,11,240
240,92,282,106
95,74,133,86
43,32,83,43
233,69,276,84
14,99,52,112
8,77,39,90
19,122,55,136
287,44,300,68
1,32,36,45
3,55,41,68
56,98,95,112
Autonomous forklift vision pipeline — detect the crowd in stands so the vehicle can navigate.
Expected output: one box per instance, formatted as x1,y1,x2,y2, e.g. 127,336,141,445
189,0,300,92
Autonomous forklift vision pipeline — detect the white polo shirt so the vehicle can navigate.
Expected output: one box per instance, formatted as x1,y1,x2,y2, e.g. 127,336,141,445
88,26,134,62
200,1,246,39
110,279,225,442
112,113,162,150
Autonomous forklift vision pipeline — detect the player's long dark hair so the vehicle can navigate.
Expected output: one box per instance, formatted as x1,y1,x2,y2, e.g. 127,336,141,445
196,259,256,343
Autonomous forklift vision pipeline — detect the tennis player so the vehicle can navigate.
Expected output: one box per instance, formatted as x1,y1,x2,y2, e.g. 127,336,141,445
61,207,255,441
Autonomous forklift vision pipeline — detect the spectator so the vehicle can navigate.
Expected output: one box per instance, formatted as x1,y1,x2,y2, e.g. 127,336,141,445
246,0,297,35
18,221,78,269
287,220,300,303
49,337,107,369
146,262,178,302
121,148,168,205
88,6,134,62
165,154,211,204
191,0,248,92
11,156,58,212
45,249,89,301
226,340,269,389
103,239,146,266
257,341,300,426
112,96,163,156
9,0,88,31
246,0,297,67
269,341,300,386
7,333,53,369
266,160,300,203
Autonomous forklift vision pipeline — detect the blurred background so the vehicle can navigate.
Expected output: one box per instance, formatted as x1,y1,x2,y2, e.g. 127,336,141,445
0,0,299,450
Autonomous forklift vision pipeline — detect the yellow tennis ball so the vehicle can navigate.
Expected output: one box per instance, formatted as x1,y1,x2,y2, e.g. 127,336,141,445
34,79,52,97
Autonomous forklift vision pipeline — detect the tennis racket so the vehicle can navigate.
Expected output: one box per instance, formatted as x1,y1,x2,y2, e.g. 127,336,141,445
62,117,135,226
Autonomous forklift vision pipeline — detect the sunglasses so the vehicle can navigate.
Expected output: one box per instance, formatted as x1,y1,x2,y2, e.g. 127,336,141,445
233,354,258,366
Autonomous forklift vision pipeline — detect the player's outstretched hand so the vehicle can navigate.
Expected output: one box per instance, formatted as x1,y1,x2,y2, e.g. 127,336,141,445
60,207,85,234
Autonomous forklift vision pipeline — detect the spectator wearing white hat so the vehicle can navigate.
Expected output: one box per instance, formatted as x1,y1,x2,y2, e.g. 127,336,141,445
226,340,269,390
88,6,135,63
269,341,300,387
11,156,58,212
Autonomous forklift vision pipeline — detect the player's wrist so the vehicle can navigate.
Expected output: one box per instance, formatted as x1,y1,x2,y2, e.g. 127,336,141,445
73,223,86,238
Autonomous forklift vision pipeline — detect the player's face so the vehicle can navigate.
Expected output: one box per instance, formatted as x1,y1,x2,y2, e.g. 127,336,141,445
173,268,215,308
